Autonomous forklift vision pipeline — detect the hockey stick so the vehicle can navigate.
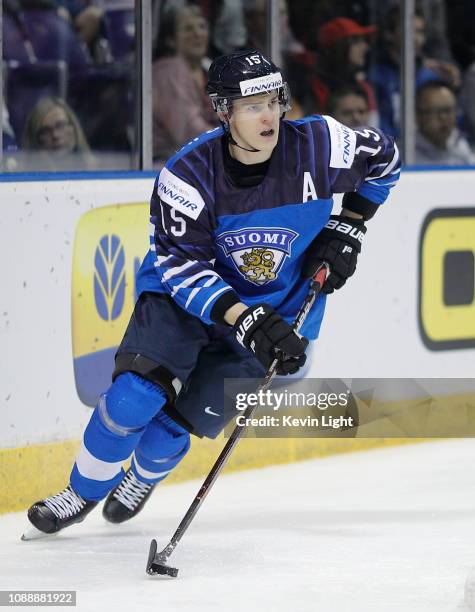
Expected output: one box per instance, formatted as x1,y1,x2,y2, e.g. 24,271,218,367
146,262,331,578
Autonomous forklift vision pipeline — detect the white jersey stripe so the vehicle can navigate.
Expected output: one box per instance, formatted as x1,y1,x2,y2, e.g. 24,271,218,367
162,259,196,282
367,179,398,187
200,286,233,317
366,143,400,180
170,270,220,297
154,254,174,267
185,276,217,309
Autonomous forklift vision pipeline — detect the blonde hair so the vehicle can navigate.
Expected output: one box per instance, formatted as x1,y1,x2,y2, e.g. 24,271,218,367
22,97,91,152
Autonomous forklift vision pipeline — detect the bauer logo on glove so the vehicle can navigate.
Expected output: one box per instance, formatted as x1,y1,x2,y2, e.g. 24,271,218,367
232,303,308,375
302,214,367,294
325,218,366,244
235,306,266,346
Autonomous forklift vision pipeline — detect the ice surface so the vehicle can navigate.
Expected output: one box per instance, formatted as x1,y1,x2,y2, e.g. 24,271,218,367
1,439,475,612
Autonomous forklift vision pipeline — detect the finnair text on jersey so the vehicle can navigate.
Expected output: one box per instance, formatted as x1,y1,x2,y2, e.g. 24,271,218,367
157,181,198,211
342,126,352,164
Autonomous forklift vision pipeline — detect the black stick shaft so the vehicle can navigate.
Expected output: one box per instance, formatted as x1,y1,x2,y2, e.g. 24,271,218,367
154,263,330,561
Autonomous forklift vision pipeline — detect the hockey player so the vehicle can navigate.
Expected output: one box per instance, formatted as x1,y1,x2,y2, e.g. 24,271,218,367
24,50,400,538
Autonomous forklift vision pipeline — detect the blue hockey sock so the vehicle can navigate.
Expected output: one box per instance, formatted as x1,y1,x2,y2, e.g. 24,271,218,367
131,411,190,484
70,372,167,501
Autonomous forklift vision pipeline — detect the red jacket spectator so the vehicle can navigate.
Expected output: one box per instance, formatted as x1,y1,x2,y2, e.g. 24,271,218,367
288,17,379,126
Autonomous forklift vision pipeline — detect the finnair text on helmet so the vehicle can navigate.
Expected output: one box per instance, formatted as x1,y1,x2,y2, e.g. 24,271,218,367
242,80,283,95
239,72,283,96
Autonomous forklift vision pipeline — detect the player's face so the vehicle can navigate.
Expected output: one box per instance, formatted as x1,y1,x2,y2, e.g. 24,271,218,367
229,92,281,161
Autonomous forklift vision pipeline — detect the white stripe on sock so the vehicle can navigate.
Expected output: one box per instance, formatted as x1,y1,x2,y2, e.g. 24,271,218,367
75,443,123,481
132,455,171,481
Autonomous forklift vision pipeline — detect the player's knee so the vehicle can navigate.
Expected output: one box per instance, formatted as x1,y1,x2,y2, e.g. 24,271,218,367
99,372,168,431
113,352,182,404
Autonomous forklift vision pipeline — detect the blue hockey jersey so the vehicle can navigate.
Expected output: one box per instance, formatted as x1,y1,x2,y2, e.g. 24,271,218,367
136,115,400,339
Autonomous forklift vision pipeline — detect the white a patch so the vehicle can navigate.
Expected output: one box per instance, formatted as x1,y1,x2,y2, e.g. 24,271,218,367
323,115,356,169
156,167,205,221
239,72,283,96
303,171,318,201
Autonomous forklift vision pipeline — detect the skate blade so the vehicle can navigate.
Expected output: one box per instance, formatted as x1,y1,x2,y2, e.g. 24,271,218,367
21,525,58,541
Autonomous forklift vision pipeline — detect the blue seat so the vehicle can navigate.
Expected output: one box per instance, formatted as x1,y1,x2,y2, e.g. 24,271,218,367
101,9,135,60
4,60,68,140
2,6,90,74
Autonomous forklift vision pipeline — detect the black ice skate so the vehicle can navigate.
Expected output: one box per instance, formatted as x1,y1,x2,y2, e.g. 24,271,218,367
22,485,98,540
102,468,156,524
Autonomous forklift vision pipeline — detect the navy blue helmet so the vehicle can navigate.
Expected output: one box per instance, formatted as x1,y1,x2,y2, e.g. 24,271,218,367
206,50,291,115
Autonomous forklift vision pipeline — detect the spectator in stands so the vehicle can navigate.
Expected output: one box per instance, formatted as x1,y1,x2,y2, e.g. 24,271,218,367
242,0,304,56
415,81,475,166
209,0,247,56
417,0,453,62
240,0,306,119
160,0,247,57
327,86,371,128
152,3,218,162
287,0,374,52
369,6,460,139
65,0,135,64
288,17,378,125
21,96,95,170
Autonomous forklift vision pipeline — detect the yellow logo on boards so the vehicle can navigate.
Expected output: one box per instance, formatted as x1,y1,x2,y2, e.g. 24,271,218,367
72,203,149,405
419,208,475,350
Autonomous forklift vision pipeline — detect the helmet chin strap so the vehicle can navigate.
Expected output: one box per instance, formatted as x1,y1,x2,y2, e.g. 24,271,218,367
218,111,262,153
227,132,261,153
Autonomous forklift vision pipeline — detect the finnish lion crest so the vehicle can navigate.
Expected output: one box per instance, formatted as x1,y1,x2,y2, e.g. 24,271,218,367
216,227,298,286
239,248,277,283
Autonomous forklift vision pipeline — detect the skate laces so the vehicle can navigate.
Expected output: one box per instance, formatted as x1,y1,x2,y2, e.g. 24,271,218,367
113,470,152,512
43,486,86,519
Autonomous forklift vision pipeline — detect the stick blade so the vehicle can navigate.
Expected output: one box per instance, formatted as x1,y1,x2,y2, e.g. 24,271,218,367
146,539,179,578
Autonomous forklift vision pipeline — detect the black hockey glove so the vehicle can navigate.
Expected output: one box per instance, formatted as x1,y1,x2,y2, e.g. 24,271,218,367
233,304,309,375
302,215,367,294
